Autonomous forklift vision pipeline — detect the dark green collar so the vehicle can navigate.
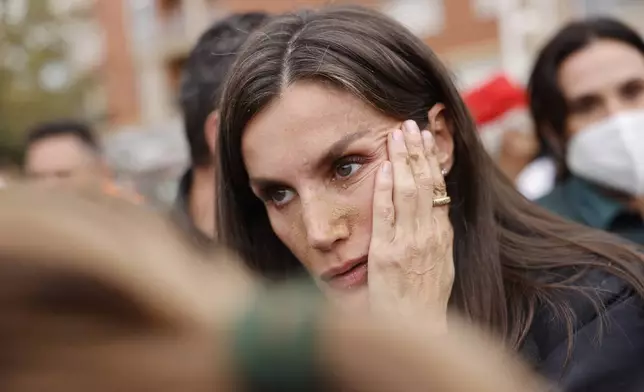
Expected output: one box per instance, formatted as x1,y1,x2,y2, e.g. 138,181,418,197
172,169,212,246
563,177,628,230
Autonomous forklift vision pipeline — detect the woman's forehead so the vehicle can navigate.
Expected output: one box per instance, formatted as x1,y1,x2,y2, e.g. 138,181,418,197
558,40,644,99
245,82,379,130
241,82,395,168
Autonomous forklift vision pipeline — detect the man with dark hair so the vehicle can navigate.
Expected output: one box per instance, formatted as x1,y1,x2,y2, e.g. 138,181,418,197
176,12,270,240
23,120,109,192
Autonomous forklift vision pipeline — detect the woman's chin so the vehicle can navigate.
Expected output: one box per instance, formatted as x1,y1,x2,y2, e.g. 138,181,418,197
327,284,371,313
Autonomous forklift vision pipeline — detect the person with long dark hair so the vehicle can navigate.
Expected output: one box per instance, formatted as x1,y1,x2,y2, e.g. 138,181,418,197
217,6,644,391
528,18,644,244
176,12,270,242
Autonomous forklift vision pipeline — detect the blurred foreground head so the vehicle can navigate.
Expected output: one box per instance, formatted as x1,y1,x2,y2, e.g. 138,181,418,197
0,186,545,392
0,186,252,391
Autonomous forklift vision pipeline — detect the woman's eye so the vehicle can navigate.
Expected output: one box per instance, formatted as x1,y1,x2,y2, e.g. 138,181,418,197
269,188,295,206
335,162,362,179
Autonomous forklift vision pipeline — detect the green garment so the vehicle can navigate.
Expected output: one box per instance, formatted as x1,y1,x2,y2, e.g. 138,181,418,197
537,176,644,245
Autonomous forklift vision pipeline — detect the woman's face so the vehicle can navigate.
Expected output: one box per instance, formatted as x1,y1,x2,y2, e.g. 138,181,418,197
242,81,398,308
559,39,644,137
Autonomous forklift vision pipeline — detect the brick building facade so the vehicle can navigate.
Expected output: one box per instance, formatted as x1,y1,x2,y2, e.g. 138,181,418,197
101,0,505,130
93,0,644,203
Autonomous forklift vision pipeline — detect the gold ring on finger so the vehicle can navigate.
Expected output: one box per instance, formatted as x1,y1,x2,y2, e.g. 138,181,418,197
432,196,451,207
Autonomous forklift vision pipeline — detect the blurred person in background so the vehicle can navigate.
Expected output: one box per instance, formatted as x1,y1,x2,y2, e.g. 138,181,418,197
0,159,18,190
529,18,644,245
464,75,556,200
23,120,143,204
217,6,644,391
0,172,10,189
176,12,270,242
0,185,546,392
24,120,107,192
0,144,21,189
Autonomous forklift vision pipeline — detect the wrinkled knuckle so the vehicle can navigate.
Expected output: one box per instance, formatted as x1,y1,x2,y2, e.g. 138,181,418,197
400,184,417,200
416,173,433,190
411,141,424,153
405,243,424,260
395,150,409,160
381,206,395,224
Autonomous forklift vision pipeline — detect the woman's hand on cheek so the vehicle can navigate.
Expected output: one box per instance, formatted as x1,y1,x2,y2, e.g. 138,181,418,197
367,120,455,333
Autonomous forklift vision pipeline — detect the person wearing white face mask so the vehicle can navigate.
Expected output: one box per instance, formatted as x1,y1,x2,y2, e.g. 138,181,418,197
567,110,644,197
529,17,644,245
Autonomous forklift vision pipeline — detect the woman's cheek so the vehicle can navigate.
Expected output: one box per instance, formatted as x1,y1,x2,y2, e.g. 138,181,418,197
266,208,301,250
343,168,380,235
344,158,385,194
269,204,325,265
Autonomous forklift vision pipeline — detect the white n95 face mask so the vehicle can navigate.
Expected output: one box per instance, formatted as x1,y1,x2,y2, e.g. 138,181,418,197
566,110,644,196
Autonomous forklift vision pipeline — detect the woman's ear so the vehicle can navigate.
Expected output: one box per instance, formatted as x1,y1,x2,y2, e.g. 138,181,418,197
205,111,219,157
427,104,454,174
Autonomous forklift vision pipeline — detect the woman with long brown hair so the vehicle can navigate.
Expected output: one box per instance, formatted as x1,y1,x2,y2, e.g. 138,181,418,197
216,5,644,391
0,187,544,392
528,17,644,244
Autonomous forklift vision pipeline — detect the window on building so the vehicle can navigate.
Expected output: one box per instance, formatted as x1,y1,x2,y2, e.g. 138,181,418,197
128,0,158,51
580,0,644,36
472,0,497,20
381,0,445,38
581,0,637,15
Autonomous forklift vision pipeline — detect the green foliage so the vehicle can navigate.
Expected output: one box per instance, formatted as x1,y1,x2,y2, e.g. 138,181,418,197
0,126,22,165
0,0,97,160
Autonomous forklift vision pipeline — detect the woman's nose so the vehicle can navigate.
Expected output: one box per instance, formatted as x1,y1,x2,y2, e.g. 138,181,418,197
301,198,350,251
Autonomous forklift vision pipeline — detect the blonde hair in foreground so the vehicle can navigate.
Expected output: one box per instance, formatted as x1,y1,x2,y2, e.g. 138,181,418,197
0,186,546,392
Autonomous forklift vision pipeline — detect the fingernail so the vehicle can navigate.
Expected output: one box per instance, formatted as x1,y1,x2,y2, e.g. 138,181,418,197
392,129,403,141
422,130,433,145
403,120,418,133
381,161,391,176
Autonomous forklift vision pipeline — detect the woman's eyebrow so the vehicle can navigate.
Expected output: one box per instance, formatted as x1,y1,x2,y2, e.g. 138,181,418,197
315,129,371,171
249,126,382,187
249,177,281,190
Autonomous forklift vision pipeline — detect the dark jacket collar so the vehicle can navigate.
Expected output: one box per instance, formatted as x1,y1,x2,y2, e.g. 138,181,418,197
172,169,212,246
562,177,626,230
538,176,643,233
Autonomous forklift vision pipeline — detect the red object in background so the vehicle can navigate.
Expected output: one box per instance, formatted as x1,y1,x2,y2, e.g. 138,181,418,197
102,180,145,205
463,74,528,126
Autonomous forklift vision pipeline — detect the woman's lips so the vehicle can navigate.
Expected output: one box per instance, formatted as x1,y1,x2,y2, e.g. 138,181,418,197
326,261,368,290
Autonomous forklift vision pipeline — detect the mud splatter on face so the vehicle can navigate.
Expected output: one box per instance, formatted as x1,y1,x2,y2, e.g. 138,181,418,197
242,81,399,310
332,204,359,223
